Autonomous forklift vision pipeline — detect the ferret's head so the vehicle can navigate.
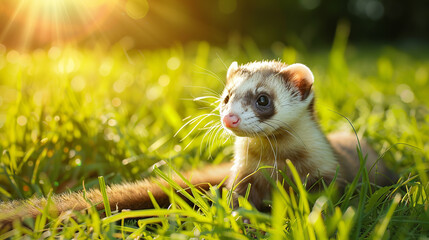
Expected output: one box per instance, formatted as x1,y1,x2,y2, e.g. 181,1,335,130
219,61,315,137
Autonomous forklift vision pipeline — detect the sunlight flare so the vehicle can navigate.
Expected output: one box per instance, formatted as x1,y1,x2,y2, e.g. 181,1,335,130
0,0,119,48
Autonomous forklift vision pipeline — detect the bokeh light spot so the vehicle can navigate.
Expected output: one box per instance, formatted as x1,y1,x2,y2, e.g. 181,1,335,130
349,0,384,21
365,1,384,20
158,74,170,87
218,0,237,14
370,91,383,103
47,150,54,158
7,50,20,64
17,115,28,126
126,0,149,20
75,158,82,166
112,97,122,107
41,138,49,145
57,58,77,73
174,145,182,152
167,57,181,70
48,47,61,60
33,91,47,106
146,86,162,100
69,150,76,158
299,0,321,10
396,84,415,103
108,119,117,127
99,59,113,76
71,76,86,92
113,72,134,93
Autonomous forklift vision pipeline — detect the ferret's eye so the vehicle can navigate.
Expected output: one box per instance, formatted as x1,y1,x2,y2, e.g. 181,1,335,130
256,95,270,107
224,94,230,104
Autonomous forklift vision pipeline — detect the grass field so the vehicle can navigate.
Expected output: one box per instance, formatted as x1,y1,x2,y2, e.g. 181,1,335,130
0,33,428,238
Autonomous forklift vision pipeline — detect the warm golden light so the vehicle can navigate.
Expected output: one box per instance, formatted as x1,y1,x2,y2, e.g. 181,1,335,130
125,0,149,20
0,0,119,49
0,0,210,50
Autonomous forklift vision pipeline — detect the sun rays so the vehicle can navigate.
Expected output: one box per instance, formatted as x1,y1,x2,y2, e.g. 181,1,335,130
0,0,118,49
0,0,205,50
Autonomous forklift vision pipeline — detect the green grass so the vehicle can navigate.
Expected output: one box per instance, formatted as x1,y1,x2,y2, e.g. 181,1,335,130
0,33,428,238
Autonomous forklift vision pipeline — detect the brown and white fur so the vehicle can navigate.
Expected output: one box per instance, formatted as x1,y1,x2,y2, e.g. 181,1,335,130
220,61,396,209
0,60,396,227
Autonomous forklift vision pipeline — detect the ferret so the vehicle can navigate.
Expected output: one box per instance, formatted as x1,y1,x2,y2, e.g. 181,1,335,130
221,61,396,209
0,60,396,227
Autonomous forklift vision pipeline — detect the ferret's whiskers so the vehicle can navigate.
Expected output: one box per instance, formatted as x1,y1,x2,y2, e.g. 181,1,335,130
214,124,227,150
222,132,231,145
193,96,221,111
182,115,221,152
175,114,206,137
193,95,221,102
183,129,201,150
206,125,218,153
192,70,222,83
184,85,222,98
255,125,278,179
178,93,221,106
271,134,280,180
256,134,263,172
180,96,219,103
216,52,228,72
176,113,218,140
268,119,308,149
199,120,219,131
210,99,222,108
197,107,219,111
205,123,223,157
246,137,250,169
200,120,217,152
193,64,225,87
266,133,279,179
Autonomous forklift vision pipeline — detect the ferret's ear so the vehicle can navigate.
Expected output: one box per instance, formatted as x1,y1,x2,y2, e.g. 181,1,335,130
227,61,239,81
281,63,314,100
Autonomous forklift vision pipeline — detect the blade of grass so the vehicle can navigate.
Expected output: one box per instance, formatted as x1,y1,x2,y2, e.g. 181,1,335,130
371,194,401,240
98,176,111,217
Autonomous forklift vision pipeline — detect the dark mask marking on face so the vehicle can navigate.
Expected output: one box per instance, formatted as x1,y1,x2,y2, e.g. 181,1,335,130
242,90,276,121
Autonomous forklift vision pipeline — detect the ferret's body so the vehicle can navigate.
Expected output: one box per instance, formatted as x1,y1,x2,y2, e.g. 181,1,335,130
221,61,396,209
228,113,338,208
0,60,396,226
